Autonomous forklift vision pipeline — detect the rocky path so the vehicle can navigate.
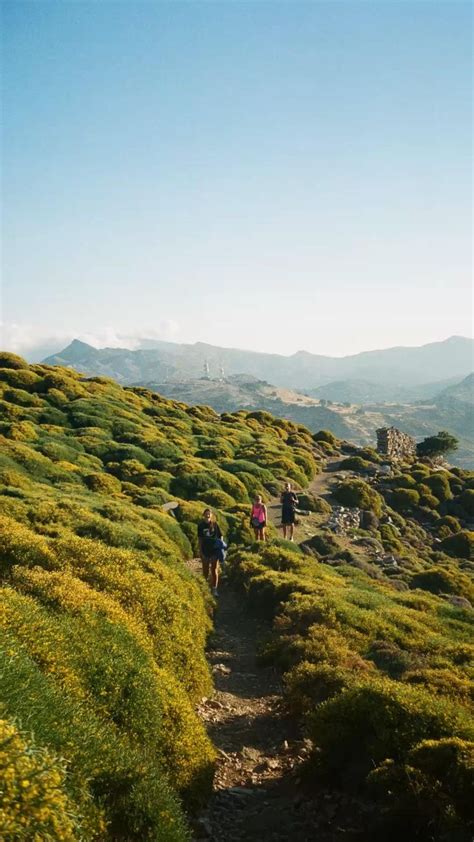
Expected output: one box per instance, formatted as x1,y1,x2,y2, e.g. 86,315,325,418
190,456,367,840
266,455,344,533
190,569,366,841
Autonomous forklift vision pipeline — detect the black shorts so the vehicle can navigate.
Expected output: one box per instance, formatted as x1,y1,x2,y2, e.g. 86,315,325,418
253,520,266,529
281,509,295,526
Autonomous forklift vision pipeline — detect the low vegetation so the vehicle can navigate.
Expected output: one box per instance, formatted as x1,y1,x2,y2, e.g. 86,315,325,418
228,432,474,840
1,353,472,840
0,353,317,840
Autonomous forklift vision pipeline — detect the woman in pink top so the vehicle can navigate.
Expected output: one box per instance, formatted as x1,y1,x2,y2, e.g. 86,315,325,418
250,494,267,542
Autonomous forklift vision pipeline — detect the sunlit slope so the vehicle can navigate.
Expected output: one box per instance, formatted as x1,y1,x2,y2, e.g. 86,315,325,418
0,352,318,840
227,433,474,841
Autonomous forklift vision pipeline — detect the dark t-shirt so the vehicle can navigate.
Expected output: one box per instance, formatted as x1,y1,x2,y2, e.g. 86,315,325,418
281,491,298,512
198,520,222,557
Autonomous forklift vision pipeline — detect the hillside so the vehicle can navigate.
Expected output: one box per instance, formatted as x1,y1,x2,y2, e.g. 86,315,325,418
436,372,474,407
0,351,319,840
1,352,473,841
308,376,463,404
43,335,474,391
136,373,474,469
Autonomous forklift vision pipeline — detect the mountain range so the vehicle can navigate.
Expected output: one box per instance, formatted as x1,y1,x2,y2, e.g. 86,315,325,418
44,335,473,392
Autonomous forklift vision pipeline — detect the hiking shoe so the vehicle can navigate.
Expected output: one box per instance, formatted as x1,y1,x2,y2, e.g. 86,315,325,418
212,587,219,597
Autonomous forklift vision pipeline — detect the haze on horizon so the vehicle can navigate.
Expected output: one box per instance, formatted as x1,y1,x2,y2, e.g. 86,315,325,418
1,1,472,359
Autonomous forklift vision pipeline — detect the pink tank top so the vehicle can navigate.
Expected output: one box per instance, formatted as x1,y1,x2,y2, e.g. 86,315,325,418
251,503,266,523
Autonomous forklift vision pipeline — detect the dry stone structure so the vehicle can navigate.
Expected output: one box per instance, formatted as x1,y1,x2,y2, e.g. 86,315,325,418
376,426,416,460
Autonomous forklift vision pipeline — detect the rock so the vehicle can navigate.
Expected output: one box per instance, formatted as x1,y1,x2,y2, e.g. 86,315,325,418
241,746,260,762
206,698,224,709
389,579,410,592
263,758,280,770
227,787,257,798
445,594,472,610
213,663,231,675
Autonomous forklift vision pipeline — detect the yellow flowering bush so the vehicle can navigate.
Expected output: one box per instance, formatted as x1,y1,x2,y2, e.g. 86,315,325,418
0,718,79,841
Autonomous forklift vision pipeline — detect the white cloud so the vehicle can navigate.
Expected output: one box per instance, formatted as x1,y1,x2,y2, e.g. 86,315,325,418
0,321,181,361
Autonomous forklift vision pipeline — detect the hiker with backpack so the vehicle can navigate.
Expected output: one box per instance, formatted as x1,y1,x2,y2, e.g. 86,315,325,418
281,481,299,541
250,494,267,541
197,508,226,597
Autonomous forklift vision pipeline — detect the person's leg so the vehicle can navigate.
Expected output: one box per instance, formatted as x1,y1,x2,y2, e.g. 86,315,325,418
253,528,259,541
289,524,294,541
211,560,219,590
201,558,210,581
282,524,287,539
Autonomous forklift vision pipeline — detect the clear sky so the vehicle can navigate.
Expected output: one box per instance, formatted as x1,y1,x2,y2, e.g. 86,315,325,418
1,0,472,359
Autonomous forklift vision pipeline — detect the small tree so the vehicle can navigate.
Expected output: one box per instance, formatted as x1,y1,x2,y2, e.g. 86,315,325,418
417,431,458,459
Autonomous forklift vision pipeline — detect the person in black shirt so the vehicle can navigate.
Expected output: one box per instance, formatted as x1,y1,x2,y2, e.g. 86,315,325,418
281,482,298,542
197,508,222,596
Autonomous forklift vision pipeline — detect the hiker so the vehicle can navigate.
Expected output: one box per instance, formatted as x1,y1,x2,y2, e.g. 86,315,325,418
250,494,267,541
197,508,224,597
281,481,299,541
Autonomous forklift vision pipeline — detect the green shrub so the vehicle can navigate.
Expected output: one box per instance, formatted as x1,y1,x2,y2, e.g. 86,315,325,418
0,352,29,371
313,430,338,445
367,639,414,678
340,456,372,472
390,473,416,489
0,514,55,575
301,532,341,557
459,489,474,517
380,523,403,552
310,678,473,784
368,738,474,841
0,716,81,840
434,516,462,537
419,492,440,509
197,488,236,509
170,471,216,500
391,488,421,511
333,479,383,517
84,473,122,494
0,367,42,389
440,531,474,561
285,661,353,714
425,472,453,502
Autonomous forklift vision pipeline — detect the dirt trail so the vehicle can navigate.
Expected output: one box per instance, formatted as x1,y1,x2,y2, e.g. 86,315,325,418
191,456,366,840
191,574,359,842
266,455,344,531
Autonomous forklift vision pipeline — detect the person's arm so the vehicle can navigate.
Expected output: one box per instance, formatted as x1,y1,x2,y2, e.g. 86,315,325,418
197,523,204,557
215,523,222,540
262,504,268,520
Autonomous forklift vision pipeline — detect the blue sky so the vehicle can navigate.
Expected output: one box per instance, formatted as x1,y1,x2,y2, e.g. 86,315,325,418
1,0,472,358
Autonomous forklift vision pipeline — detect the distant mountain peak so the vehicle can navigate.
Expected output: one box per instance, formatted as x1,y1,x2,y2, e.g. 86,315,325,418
68,339,95,351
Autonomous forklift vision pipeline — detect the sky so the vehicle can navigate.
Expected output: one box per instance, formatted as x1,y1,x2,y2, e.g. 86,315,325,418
1,0,472,360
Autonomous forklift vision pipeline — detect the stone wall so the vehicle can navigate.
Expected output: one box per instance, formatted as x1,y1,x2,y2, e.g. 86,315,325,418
376,426,416,460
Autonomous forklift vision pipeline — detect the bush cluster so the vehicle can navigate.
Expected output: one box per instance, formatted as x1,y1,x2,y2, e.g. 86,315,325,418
227,539,474,839
0,357,322,839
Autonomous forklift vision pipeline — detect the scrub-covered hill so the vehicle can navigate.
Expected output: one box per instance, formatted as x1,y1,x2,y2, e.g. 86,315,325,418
0,352,318,840
228,434,474,841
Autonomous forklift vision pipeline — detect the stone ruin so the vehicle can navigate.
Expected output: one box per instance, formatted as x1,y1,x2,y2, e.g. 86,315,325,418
376,426,416,461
